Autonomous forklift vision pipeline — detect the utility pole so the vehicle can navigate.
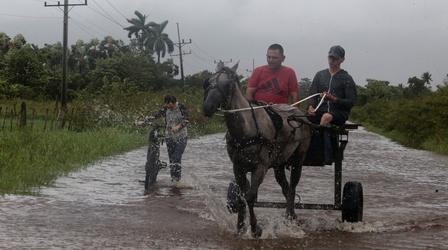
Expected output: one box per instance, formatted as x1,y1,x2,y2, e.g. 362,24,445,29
246,59,255,76
45,0,87,127
171,23,191,90
214,59,233,65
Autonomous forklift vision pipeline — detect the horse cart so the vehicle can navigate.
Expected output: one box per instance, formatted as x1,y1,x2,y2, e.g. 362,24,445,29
227,123,363,223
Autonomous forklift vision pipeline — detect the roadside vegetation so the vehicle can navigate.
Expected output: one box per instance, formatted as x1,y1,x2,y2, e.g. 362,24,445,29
0,11,224,194
349,75,448,155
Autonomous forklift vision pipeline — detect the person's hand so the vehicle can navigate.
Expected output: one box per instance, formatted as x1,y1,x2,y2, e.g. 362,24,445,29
322,91,337,102
171,124,182,133
307,106,316,116
134,120,145,127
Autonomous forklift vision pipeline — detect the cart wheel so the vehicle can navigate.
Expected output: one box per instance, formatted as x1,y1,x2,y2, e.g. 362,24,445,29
226,181,240,214
342,181,363,222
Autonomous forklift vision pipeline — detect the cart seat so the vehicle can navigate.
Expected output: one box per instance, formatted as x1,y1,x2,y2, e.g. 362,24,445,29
303,123,359,166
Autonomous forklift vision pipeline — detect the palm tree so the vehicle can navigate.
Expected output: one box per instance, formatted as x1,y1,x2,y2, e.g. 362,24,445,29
145,20,174,63
421,72,432,86
124,11,153,54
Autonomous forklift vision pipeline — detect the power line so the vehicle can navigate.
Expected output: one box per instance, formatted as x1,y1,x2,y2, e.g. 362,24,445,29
0,12,60,19
189,54,212,71
89,0,124,28
69,17,96,37
70,12,117,36
191,51,210,63
44,0,87,128
103,0,127,20
171,23,192,90
192,42,215,61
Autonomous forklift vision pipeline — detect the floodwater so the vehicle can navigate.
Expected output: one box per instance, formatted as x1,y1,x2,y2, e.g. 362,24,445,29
1,127,447,249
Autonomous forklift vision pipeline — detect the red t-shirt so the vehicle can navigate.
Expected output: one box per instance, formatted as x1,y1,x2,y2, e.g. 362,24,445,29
248,65,298,104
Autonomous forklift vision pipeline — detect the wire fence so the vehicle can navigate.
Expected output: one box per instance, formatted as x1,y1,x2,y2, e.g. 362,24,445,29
0,101,79,131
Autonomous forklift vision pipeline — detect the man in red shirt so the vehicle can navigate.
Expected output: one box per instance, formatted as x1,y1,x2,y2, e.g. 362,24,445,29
246,44,299,104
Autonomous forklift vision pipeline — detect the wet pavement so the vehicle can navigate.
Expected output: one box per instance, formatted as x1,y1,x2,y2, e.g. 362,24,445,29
1,127,447,249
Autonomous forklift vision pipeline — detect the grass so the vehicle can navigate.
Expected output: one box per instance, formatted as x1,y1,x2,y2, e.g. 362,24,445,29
356,122,448,156
0,127,146,194
0,88,228,194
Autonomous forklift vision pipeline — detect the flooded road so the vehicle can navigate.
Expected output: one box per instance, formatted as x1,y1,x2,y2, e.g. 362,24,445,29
1,127,447,249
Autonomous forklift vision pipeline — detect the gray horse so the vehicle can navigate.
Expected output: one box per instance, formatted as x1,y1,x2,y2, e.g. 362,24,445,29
203,63,312,237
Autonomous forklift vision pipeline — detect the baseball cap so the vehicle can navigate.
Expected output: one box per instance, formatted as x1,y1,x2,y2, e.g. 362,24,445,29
328,45,345,59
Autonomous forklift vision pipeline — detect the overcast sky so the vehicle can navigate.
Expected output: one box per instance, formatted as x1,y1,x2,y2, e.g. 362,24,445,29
1,0,448,86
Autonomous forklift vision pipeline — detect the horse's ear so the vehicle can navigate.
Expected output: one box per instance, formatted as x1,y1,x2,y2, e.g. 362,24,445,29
215,61,224,72
230,61,239,72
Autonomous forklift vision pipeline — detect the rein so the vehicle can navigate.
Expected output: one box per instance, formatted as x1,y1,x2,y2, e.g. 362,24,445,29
219,93,327,114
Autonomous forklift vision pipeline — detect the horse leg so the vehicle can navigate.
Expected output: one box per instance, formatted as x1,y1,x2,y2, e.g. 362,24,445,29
287,158,304,220
274,165,290,201
234,168,249,234
246,166,267,238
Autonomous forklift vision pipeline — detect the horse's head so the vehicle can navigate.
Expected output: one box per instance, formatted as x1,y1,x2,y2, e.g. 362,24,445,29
203,62,239,117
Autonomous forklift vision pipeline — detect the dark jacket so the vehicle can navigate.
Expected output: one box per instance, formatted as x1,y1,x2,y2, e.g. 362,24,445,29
309,69,357,121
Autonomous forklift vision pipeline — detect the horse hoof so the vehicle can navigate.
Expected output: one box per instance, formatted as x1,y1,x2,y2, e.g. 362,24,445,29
251,225,263,238
237,224,247,235
286,212,297,220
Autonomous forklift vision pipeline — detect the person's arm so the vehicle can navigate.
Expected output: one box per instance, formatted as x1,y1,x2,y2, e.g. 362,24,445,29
152,107,166,119
334,75,357,110
171,104,189,133
179,104,189,128
289,69,299,104
246,87,257,102
307,73,319,114
246,68,259,102
290,90,298,104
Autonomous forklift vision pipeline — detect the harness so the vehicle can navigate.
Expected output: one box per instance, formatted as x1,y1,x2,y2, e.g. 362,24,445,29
205,68,311,152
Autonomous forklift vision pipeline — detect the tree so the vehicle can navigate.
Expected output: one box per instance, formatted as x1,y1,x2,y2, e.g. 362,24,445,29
406,75,430,97
0,32,11,55
89,52,158,90
421,72,432,89
10,34,26,49
298,77,311,100
40,42,63,72
70,39,89,74
3,46,46,98
99,36,126,58
124,11,154,55
145,20,174,63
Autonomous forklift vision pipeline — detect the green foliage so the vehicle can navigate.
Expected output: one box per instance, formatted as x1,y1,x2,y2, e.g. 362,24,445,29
352,83,448,154
298,77,312,100
185,70,213,87
88,52,157,90
0,127,145,194
356,79,403,106
0,27,180,100
2,46,47,98
405,75,431,97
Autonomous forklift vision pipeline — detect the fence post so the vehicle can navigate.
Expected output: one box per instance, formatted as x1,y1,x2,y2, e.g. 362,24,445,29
19,102,27,128
44,108,49,131
67,107,74,131
2,107,7,130
31,108,36,129
10,110,14,131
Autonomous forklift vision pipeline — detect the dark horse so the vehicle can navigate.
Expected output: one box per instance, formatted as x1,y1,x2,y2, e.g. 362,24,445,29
203,63,311,237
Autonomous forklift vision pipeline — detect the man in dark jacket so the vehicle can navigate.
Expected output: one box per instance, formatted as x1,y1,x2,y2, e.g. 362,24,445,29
308,45,357,126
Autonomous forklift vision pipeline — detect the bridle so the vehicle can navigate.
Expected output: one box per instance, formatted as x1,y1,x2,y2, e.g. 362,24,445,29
203,67,240,110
